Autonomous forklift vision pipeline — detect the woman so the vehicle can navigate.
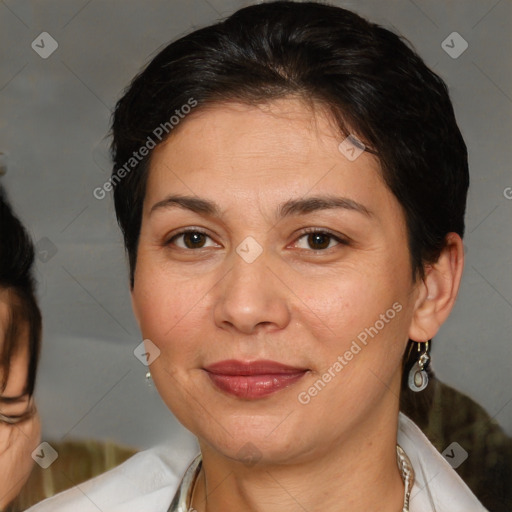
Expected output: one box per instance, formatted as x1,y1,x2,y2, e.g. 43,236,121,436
0,187,137,512
0,185,42,510
28,2,488,510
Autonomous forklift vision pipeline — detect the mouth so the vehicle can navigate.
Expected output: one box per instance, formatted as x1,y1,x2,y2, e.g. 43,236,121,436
203,360,308,399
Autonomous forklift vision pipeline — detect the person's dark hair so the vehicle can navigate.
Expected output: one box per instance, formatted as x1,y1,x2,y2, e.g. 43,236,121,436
111,0,468,291
0,185,41,397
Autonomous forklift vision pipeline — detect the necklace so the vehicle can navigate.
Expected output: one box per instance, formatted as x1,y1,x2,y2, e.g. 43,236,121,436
171,444,415,512
397,444,415,512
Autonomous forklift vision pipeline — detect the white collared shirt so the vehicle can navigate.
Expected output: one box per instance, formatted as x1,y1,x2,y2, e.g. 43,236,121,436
26,413,487,512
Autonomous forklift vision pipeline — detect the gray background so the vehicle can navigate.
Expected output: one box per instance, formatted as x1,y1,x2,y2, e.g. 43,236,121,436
1,0,511,455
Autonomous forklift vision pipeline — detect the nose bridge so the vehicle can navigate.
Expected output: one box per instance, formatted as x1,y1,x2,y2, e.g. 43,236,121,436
213,244,290,333
230,247,270,294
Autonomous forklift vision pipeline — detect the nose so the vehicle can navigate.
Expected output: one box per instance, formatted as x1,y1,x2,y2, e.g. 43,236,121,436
213,249,291,335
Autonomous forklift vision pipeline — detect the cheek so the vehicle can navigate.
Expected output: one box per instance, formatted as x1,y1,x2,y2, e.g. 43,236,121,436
299,266,411,386
298,266,402,331
132,266,210,360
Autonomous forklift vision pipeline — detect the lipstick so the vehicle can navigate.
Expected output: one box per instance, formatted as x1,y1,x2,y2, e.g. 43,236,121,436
203,360,307,399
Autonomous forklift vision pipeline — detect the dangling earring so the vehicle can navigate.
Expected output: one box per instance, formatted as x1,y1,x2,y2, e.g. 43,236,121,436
145,371,153,386
408,340,430,392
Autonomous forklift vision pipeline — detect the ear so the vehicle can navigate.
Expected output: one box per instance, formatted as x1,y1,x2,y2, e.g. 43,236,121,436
408,232,465,342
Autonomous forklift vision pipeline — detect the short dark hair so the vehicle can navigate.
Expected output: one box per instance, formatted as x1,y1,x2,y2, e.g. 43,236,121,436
111,0,468,290
0,185,41,397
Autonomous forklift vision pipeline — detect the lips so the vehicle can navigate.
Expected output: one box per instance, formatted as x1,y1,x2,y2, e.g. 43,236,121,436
204,360,308,399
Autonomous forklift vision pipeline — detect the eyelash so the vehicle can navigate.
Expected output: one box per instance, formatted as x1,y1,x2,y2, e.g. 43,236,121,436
166,228,349,252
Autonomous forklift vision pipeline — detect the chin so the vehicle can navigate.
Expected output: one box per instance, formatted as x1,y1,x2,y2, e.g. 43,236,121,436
196,413,309,466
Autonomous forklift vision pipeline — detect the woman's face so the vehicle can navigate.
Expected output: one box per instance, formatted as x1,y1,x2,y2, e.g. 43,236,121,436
0,292,41,508
132,98,423,464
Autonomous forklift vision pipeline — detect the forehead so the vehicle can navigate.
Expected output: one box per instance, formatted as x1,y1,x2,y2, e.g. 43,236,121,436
145,98,390,211
152,98,366,162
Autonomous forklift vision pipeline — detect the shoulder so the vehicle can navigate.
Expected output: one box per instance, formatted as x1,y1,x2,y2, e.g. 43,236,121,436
397,412,488,512
25,444,198,512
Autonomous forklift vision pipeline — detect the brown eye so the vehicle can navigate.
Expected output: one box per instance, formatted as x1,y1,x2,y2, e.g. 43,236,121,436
307,232,331,250
167,230,218,250
182,232,207,248
295,230,346,251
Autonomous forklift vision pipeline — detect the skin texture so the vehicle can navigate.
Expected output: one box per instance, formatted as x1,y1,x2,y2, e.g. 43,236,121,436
0,292,41,510
131,97,464,512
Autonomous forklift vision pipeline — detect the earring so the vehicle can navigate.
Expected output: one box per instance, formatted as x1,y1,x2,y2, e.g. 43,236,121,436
408,340,430,392
145,371,153,386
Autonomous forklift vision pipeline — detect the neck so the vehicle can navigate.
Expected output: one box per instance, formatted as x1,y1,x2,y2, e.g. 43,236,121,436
191,402,405,512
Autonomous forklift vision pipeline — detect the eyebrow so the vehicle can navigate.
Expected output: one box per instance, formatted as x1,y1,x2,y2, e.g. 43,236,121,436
149,194,373,220
150,195,220,217
278,196,372,218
